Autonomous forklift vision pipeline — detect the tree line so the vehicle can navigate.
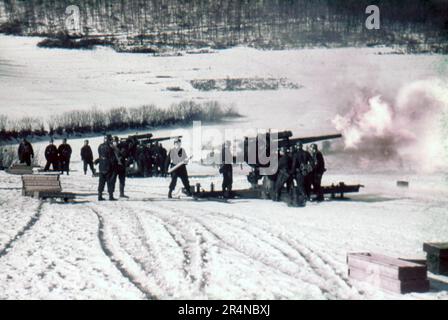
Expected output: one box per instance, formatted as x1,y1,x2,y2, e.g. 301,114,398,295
0,100,240,142
0,0,447,52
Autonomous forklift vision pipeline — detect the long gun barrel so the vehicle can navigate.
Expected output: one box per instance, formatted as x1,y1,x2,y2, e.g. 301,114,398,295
127,133,154,140
140,135,183,145
277,133,342,148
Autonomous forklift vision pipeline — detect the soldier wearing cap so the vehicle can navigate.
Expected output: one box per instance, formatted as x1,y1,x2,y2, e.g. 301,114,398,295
273,146,292,201
18,138,34,167
165,138,192,198
97,134,117,201
111,136,129,198
81,140,95,176
220,140,235,198
44,138,59,171
290,141,312,207
58,138,72,175
309,143,326,201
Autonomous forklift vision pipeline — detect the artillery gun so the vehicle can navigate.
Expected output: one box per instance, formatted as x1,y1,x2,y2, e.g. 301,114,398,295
117,133,182,177
192,130,363,206
242,130,342,185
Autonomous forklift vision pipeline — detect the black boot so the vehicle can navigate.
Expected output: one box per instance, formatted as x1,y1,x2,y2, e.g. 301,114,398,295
168,190,173,199
109,194,117,201
98,194,105,201
120,187,129,198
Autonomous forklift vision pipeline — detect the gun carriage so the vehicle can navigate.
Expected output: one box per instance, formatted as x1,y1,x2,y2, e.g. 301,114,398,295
192,131,363,206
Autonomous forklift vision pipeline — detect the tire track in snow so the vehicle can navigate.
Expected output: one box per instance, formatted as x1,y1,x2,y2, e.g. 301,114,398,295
149,202,334,298
93,204,200,298
0,201,43,259
193,207,360,297
90,207,157,300
135,205,210,293
131,210,201,296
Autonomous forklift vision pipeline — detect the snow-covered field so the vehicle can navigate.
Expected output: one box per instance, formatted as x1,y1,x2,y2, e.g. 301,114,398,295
1,35,448,300
1,167,447,300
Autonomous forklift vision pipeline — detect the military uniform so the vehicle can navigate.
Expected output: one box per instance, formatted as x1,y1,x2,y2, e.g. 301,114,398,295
44,143,58,171
18,140,34,166
290,147,311,206
166,146,191,198
136,144,150,177
273,151,291,201
98,139,117,201
220,143,234,197
310,150,325,201
81,144,95,175
111,140,129,198
58,142,72,175
159,144,168,176
0,150,4,170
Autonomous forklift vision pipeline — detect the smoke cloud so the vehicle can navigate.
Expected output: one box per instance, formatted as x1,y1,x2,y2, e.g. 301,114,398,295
332,79,448,172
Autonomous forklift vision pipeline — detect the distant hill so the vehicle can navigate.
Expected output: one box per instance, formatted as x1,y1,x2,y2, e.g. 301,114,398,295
1,0,447,53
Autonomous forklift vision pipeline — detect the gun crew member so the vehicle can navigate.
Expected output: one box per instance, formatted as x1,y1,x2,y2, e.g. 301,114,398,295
18,138,34,166
273,146,292,202
309,143,326,202
290,142,312,207
165,138,192,199
58,138,72,175
44,139,58,171
81,140,96,176
220,140,235,198
111,136,129,199
97,135,117,201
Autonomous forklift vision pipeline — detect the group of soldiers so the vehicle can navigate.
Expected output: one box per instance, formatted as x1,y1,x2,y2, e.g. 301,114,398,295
272,142,325,206
13,135,326,205
17,138,74,175
43,138,73,175
97,135,191,201
134,141,168,177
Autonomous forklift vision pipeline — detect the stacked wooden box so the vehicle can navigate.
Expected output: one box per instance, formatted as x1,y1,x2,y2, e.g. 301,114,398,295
6,163,34,175
347,252,429,294
423,243,448,276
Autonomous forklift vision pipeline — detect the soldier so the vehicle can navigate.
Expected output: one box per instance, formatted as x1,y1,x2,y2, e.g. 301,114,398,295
303,145,314,200
81,140,96,176
111,136,129,198
159,143,168,177
290,142,312,207
165,138,192,198
273,146,291,202
310,143,326,201
219,140,235,198
58,138,72,175
18,138,34,166
44,139,59,171
149,143,159,176
1,148,10,169
136,142,148,177
144,144,153,177
98,135,117,201
0,149,4,170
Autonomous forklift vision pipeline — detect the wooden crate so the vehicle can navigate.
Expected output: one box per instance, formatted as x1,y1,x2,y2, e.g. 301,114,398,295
349,267,429,294
21,174,75,201
347,253,429,294
423,243,448,276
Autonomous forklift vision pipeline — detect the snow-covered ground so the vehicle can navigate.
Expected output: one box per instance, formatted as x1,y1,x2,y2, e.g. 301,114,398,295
0,166,447,300
1,35,448,300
